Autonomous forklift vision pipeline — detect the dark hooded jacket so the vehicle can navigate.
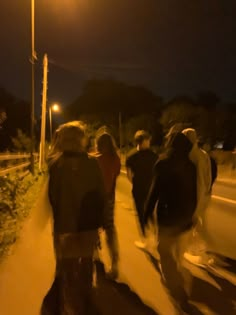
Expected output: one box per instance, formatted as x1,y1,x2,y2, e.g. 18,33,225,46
144,133,197,230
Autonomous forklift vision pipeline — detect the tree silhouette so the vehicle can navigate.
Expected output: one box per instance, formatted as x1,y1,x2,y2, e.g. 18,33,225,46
0,87,31,151
65,79,162,121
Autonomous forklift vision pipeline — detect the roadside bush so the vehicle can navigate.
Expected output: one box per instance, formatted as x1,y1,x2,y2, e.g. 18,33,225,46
0,169,43,260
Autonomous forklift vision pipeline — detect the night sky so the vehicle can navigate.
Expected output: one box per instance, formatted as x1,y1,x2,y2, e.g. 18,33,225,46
0,0,236,114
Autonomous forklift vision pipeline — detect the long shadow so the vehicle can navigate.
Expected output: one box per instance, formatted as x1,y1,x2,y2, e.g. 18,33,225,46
143,251,236,315
93,261,159,315
41,260,159,315
191,273,236,315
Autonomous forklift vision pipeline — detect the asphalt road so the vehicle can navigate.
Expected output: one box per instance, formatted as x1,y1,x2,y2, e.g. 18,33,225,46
212,181,236,201
117,173,236,260
114,174,236,314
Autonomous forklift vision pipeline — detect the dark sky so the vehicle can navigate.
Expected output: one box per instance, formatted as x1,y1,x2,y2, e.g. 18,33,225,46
0,0,236,113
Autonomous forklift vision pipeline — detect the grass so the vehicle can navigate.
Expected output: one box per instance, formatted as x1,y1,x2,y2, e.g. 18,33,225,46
0,169,46,261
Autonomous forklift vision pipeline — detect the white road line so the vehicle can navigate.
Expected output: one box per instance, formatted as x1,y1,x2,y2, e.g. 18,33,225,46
212,195,236,205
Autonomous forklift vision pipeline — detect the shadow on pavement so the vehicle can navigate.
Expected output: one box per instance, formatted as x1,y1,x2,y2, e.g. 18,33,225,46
191,274,236,315
41,260,159,315
93,261,159,315
143,251,236,315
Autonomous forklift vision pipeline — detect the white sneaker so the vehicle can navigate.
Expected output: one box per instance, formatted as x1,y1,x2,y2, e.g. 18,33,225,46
106,267,118,280
134,240,147,249
184,252,206,267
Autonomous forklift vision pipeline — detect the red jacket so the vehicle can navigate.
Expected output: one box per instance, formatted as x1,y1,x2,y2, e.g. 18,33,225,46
97,153,121,196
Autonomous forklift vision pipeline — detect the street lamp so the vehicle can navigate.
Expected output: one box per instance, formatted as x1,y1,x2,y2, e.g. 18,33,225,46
49,104,61,142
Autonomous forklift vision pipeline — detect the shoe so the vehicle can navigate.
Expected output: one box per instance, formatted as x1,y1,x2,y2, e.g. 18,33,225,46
184,252,207,268
134,240,146,249
106,267,118,280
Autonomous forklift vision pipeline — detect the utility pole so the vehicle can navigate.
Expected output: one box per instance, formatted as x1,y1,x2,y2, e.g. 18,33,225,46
30,0,36,174
39,54,48,172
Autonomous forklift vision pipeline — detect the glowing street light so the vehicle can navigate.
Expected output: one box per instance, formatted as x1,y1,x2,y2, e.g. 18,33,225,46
52,104,60,112
49,103,61,142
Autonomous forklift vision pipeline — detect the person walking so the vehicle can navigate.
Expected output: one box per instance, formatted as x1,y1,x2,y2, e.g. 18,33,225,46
95,132,121,279
48,121,106,315
144,133,199,314
182,128,212,218
182,128,213,266
126,130,157,248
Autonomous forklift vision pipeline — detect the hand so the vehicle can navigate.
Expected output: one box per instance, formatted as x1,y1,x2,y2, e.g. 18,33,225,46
192,214,199,228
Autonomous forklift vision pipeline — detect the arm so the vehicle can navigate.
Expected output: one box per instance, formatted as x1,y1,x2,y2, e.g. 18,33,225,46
143,164,162,226
116,155,121,177
48,163,60,218
48,164,56,207
210,157,217,186
126,167,133,183
92,159,107,228
125,155,134,183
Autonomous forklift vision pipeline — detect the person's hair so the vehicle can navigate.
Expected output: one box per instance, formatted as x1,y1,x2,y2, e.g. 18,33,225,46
168,132,193,157
134,130,151,145
48,121,86,164
96,132,117,156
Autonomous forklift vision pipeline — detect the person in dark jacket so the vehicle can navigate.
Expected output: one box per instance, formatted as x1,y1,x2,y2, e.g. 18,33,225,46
48,121,106,315
144,133,198,314
126,130,158,248
95,132,121,279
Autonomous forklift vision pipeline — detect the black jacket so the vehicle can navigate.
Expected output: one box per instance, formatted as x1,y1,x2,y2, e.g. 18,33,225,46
48,151,106,234
144,133,197,230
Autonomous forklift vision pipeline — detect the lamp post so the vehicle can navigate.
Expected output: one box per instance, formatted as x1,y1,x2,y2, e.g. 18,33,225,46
49,104,60,142
30,0,37,174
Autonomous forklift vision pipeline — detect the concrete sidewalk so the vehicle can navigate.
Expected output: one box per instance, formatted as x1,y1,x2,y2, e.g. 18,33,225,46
0,182,56,315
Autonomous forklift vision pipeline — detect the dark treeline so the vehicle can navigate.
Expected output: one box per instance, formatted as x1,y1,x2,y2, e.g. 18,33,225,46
65,80,236,150
0,87,31,151
1,80,236,151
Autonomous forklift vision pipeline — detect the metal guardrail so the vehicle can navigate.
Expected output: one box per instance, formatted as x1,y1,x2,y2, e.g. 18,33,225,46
0,162,31,176
0,153,38,177
0,154,30,161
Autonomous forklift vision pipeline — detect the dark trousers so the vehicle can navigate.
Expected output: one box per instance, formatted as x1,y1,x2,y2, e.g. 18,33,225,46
133,194,146,235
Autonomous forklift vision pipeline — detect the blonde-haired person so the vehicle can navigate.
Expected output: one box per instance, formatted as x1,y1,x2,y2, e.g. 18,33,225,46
47,121,106,314
95,131,121,279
